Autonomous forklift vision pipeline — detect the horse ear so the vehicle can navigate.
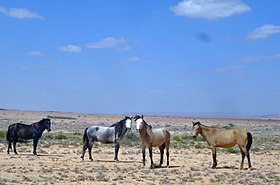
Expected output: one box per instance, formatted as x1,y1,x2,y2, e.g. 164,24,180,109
141,115,144,119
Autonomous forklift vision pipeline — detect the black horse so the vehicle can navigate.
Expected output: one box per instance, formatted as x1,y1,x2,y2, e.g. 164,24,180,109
6,118,52,155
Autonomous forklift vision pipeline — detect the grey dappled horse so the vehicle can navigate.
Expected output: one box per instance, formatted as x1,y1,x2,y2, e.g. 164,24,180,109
81,116,132,161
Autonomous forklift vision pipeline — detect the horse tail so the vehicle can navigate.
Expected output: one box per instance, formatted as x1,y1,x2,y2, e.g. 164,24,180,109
83,127,89,145
6,125,12,142
6,124,16,142
246,132,253,152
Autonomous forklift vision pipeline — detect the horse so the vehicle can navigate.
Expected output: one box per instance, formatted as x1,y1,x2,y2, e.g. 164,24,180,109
6,118,52,155
192,121,252,170
133,115,170,168
81,116,132,161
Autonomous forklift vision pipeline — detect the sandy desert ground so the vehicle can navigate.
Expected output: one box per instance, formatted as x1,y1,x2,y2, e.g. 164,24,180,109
0,109,280,184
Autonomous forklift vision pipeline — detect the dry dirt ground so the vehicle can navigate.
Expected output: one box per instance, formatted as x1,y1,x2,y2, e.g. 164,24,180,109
0,110,280,185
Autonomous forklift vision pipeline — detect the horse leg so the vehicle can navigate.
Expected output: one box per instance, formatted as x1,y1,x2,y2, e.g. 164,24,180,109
88,139,94,161
33,138,39,155
142,145,146,167
247,151,252,169
114,142,120,162
81,141,88,160
7,142,12,154
240,146,251,170
149,146,154,169
239,148,245,170
166,145,170,167
159,144,166,167
211,146,217,168
13,138,18,155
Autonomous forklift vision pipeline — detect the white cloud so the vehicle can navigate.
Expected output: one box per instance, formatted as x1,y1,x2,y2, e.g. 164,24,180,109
28,50,43,57
246,24,280,40
215,65,242,73
127,57,140,62
242,54,280,63
170,0,251,20
0,6,43,19
86,37,131,50
58,45,82,53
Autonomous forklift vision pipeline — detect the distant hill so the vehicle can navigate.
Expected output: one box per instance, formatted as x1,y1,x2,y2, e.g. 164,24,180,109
257,114,280,120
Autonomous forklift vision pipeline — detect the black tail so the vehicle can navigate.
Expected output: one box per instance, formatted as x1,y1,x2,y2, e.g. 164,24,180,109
6,125,13,142
83,127,89,145
246,132,253,151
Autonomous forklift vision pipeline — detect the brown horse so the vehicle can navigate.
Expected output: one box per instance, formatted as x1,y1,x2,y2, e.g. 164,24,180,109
192,122,252,170
134,115,170,168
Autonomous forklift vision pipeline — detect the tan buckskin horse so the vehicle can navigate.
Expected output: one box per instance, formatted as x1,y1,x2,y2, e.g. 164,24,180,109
192,122,252,170
134,115,170,168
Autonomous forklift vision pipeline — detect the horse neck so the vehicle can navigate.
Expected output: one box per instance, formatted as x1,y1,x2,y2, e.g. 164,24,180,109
139,122,151,142
199,125,214,145
34,121,46,134
115,120,127,136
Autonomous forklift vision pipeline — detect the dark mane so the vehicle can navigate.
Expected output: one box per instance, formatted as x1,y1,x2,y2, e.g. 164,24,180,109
192,121,201,126
110,117,127,127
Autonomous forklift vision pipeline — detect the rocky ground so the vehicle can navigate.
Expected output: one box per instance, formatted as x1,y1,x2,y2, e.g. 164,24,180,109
0,110,279,184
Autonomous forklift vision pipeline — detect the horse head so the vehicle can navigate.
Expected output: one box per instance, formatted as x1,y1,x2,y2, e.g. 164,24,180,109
134,115,144,132
192,121,202,138
43,118,52,132
124,116,132,131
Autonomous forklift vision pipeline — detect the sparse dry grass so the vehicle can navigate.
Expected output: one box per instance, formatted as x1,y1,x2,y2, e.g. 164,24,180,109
0,110,280,184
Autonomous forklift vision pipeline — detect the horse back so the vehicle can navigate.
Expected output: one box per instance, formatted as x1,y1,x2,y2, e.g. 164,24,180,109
15,123,33,139
87,126,115,143
211,128,247,147
151,128,170,147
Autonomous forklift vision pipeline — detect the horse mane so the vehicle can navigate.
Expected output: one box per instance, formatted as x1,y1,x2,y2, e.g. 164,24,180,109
38,118,50,124
110,117,127,127
193,121,220,129
193,121,201,127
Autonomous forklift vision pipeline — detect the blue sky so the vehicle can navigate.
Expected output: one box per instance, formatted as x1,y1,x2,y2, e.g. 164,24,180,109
0,0,280,115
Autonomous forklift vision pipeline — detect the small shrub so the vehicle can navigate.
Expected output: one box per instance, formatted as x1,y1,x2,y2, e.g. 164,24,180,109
46,133,68,140
73,132,82,136
228,123,235,127
122,132,139,146
224,147,239,154
195,136,204,142
194,144,202,149
53,133,68,140
0,130,5,139
173,135,181,142
189,140,195,145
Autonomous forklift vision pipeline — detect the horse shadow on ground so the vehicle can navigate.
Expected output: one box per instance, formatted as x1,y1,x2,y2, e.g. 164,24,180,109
152,165,180,169
7,153,64,157
83,159,143,164
214,166,255,170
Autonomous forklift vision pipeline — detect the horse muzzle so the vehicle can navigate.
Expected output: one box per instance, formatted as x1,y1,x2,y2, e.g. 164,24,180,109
48,128,51,132
192,135,197,139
